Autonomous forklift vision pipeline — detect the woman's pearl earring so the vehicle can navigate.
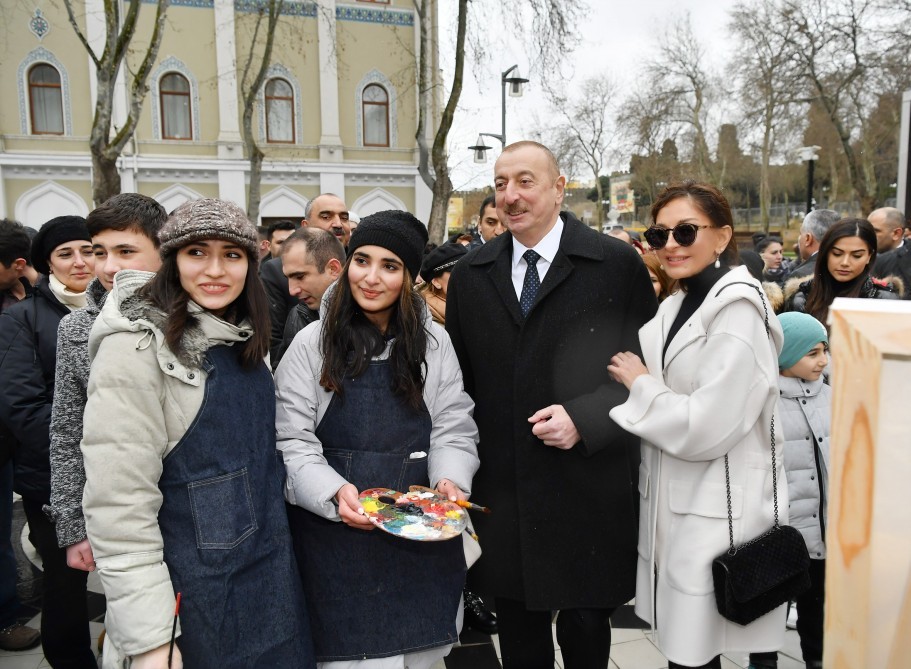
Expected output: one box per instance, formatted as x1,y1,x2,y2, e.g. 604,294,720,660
714,254,721,269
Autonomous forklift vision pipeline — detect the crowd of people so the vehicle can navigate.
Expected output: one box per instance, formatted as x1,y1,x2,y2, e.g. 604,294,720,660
0,139,908,669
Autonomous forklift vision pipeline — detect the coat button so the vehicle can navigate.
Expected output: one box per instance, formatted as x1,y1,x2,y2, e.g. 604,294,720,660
188,373,195,380
810,475,815,480
813,513,817,518
167,363,174,370
240,331,249,338
818,437,823,442
802,400,807,404
817,552,822,557
806,436,810,440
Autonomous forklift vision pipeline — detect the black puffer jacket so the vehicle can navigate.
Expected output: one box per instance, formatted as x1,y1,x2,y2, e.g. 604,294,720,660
783,274,902,313
0,276,69,502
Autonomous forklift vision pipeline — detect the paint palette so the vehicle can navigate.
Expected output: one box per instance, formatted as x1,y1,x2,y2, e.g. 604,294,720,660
358,487,466,541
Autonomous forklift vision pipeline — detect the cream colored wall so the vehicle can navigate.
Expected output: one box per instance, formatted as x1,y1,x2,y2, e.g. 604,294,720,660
336,19,417,154
5,179,93,221
1,2,95,140
346,185,415,214
130,4,219,149
139,181,219,199
236,12,322,149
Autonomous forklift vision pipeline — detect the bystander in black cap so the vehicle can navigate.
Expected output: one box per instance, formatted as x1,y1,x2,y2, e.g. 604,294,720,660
30,215,91,276
420,243,467,283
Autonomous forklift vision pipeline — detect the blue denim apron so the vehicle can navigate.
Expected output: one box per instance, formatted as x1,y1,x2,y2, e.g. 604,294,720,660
158,345,315,668
288,359,465,661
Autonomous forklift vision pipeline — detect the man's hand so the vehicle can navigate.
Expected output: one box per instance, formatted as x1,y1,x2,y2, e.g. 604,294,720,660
65,539,95,572
130,642,182,669
528,405,580,450
335,483,375,530
435,478,467,503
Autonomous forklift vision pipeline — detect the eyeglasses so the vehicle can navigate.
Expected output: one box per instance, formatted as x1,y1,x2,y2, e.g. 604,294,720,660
644,223,711,249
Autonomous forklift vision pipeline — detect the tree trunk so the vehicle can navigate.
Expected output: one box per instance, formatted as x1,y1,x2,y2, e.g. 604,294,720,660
594,175,604,231
430,175,453,240
247,146,265,223
421,0,467,244
92,153,121,204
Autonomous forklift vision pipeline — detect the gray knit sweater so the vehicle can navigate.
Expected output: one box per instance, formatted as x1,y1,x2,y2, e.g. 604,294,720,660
46,278,107,547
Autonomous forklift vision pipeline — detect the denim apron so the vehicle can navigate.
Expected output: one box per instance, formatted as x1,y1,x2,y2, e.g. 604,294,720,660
158,345,315,669
288,359,465,661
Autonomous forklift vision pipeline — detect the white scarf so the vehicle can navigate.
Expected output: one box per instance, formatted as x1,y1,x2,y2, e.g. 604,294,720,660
48,273,87,310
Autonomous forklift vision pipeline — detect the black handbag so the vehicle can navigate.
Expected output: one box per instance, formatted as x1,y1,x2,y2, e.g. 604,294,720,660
710,282,812,626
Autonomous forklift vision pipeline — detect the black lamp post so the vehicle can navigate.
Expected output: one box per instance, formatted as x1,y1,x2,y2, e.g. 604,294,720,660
468,65,529,162
797,146,821,214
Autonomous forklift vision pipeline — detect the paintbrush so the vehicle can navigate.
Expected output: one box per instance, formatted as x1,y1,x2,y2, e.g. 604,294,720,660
168,592,181,668
455,499,491,514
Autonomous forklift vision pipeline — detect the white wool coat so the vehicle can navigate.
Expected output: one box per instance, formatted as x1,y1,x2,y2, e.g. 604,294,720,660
610,266,788,666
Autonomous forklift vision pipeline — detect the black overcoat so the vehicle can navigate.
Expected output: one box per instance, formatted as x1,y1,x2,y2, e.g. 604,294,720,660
446,212,658,609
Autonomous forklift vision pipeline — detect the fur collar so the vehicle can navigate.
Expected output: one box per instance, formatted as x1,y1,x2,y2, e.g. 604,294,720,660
119,292,211,369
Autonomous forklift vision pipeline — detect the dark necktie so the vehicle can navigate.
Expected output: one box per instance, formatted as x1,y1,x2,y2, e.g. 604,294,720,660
519,249,541,317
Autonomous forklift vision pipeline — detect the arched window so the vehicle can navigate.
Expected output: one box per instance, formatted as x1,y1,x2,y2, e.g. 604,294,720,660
28,64,63,135
265,77,294,143
160,72,192,140
362,84,389,147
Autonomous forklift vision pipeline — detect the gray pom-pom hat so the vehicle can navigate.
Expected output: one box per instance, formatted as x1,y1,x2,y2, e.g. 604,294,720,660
158,199,259,259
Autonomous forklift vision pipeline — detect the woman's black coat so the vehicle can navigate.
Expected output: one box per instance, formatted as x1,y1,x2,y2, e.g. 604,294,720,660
0,277,68,503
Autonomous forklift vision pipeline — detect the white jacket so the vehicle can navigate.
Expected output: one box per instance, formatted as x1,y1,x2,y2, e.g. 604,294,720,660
610,266,787,665
82,270,254,662
274,304,479,520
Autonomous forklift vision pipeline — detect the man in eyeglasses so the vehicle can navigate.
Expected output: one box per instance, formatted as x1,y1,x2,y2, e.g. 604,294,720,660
446,141,657,669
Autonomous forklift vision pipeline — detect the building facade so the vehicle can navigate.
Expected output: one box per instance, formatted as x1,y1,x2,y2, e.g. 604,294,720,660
0,0,439,228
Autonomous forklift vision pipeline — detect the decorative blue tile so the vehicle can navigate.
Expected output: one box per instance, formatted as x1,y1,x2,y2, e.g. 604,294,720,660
337,5,414,26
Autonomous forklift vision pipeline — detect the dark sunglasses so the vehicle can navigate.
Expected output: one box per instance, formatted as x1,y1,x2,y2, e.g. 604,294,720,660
644,223,711,249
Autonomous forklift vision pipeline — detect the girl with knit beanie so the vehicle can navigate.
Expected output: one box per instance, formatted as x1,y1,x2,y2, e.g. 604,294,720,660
275,209,479,668
754,312,831,669
0,215,96,666
80,199,314,669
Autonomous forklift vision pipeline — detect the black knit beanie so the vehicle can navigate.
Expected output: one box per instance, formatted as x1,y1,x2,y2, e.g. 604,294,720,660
31,215,91,276
420,242,467,283
347,210,429,279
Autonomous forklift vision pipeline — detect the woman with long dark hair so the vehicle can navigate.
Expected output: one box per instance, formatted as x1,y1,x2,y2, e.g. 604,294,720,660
275,210,479,669
81,199,313,669
607,181,786,668
784,218,900,322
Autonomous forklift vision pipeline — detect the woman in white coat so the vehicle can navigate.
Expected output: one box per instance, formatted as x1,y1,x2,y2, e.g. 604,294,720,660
608,181,786,669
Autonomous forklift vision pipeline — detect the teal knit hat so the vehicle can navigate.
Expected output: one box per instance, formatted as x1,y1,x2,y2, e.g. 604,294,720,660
777,312,828,370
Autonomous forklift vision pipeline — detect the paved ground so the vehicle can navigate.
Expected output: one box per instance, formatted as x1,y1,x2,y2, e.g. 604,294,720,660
1,499,809,668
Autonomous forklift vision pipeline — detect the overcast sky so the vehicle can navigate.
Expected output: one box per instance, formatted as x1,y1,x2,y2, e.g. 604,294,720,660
439,0,739,190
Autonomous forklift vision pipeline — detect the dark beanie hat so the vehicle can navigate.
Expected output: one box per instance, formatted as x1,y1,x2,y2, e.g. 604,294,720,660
420,243,467,283
31,215,91,276
158,199,258,259
347,210,429,279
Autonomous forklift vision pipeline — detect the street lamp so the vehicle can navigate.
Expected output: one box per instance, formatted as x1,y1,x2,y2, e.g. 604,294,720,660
797,145,821,214
467,64,529,162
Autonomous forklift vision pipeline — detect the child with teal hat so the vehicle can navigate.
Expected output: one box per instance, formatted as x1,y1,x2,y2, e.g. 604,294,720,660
759,311,832,669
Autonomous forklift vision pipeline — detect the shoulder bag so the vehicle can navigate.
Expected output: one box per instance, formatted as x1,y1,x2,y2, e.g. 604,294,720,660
711,281,812,626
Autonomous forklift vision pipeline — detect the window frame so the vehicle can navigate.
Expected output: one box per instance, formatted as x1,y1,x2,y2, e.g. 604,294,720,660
264,77,295,144
159,72,193,141
361,83,390,148
27,63,64,136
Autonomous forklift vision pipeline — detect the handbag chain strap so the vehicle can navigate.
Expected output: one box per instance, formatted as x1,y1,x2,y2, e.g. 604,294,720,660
718,281,779,555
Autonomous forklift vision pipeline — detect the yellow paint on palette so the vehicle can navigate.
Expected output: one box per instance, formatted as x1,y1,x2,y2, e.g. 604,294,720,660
362,500,380,513
445,510,462,520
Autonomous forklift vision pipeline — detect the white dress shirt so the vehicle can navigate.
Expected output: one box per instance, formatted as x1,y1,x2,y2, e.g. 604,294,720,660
510,216,564,300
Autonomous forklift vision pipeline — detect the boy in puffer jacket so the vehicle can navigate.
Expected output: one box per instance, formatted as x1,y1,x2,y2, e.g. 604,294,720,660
772,312,831,669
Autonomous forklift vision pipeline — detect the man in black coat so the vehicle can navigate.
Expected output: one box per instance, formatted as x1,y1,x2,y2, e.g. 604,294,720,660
446,141,657,669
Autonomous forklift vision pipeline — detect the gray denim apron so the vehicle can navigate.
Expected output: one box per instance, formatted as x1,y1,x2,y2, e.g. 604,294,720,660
158,345,315,668
288,359,465,661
